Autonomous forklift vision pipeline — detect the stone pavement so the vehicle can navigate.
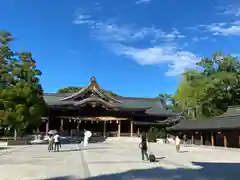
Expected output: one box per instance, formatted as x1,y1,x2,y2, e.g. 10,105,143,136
0,141,240,179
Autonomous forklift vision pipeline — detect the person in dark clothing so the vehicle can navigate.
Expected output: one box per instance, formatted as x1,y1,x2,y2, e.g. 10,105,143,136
139,132,149,161
183,134,187,147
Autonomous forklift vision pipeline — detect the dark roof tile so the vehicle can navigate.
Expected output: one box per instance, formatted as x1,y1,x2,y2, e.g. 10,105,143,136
169,115,240,131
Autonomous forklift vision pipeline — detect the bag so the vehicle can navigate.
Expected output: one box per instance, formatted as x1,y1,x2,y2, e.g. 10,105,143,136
149,153,156,162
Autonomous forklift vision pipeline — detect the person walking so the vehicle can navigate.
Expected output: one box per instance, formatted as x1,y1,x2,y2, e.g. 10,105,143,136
175,136,181,152
83,129,92,149
53,133,60,152
139,132,149,161
183,134,187,147
48,134,54,152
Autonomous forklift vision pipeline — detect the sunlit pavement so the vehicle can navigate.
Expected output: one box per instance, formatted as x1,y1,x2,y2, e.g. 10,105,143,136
0,140,240,179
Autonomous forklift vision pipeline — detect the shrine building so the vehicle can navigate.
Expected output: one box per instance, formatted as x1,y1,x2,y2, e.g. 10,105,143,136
39,77,182,137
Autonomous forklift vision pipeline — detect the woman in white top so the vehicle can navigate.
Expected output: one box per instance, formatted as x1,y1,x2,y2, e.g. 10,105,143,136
53,133,60,152
175,136,181,152
48,135,54,152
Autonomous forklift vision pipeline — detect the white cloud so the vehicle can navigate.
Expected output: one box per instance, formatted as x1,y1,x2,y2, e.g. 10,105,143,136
136,0,151,5
218,5,240,17
192,36,208,42
73,9,95,25
200,5,240,36
73,9,199,76
205,22,240,36
92,22,185,43
113,45,199,76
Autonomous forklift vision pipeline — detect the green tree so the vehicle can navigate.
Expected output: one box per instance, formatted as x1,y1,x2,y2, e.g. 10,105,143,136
0,31,46,139
57,87,84,93
174,52,240,118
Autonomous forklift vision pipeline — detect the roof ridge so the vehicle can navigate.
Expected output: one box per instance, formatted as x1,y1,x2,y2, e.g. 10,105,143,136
117,96,157,100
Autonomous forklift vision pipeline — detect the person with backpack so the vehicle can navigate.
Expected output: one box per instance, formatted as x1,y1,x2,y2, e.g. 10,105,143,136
139,132,149,161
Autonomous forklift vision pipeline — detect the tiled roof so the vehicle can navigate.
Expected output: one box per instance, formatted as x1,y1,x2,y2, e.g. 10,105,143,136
169,106,240,131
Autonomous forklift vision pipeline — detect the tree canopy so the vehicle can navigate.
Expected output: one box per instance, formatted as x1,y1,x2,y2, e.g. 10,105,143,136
0,31,46,137
173,52,240,119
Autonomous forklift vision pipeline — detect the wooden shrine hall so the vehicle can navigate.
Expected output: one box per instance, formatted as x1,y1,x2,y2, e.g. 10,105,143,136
169,106,240,148
40,77,182,137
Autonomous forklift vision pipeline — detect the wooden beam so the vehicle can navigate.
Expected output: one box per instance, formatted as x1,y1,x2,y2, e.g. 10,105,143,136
80,116,128,121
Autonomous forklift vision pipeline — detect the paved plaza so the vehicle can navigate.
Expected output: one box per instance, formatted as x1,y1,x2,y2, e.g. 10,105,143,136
0,140,240,179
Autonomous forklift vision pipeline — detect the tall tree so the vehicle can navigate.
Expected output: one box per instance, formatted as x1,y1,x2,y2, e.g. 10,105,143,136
57,87,83,93
174,52,240,118
0,31,46,139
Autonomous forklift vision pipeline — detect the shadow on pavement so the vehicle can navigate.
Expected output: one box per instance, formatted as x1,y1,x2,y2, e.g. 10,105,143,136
0,147,10,150
59,147,109,152
179,150,189,153
43,162,240,180
156,156,166,160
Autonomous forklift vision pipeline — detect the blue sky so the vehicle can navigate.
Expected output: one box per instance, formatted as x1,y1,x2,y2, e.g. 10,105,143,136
1,0,240,97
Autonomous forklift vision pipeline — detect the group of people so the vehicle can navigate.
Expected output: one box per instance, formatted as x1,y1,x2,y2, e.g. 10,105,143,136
47,129,92,152
175,134,188,152
48,129,186,157
138,133,188,161
48,133,61,152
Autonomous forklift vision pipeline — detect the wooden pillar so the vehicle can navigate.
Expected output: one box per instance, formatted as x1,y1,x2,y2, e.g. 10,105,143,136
60,119,63,131
224,133,228,147
238,136,240,148
103,121,106,137
191,134,194,144
211,132,214,146
130,121,133,137
137,128,140,136
117,120,121,137
200,132,203,145
45,120,49,136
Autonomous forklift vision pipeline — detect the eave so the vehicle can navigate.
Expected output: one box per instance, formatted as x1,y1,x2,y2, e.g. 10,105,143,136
133,115,183,126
